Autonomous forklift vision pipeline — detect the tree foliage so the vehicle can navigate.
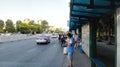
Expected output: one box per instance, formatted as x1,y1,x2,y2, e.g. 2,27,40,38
96,15,114,42
41,20,49,32
0,20,4,29
34,24,41,33
17,23,42,34
29,20,35,25
0,20,4,33
16,20,22,25
17,23,30,34
0,29,4,33
16,20,22,32
5,19,15,33
0,19,50,34
54,28,63,33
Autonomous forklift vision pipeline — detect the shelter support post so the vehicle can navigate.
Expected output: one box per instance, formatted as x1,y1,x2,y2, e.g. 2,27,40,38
89,20,97,67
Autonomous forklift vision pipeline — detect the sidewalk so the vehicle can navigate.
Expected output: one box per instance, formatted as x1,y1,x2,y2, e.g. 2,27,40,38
63,47,91,67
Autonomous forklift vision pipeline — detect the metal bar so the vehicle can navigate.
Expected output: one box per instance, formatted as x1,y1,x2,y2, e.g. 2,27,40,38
72,3,114,9
90,0,94,6
72,10,105,15
71,14,98,19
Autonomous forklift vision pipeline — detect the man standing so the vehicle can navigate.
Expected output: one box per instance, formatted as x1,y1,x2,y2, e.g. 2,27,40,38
61,34,64,46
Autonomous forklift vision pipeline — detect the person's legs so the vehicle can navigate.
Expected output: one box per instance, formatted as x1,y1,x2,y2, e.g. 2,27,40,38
76,43,79,48
74,44,78,49
61,39,64,46
60,39,62,45
69,60,73,67
68,53,73,67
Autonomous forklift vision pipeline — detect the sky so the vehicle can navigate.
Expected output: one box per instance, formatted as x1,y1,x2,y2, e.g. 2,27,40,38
0,0,70,30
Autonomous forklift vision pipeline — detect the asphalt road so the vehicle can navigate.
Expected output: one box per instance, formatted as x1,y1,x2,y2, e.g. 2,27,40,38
0,38,64,67
97,43,115,67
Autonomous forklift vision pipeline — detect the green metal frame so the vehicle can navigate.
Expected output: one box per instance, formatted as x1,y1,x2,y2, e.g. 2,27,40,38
69,0,120,66
114,8,117,67
69,0,120,29
89,21,97,67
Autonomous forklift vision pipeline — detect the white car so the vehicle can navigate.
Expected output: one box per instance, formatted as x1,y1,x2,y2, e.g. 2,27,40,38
36,35,50,44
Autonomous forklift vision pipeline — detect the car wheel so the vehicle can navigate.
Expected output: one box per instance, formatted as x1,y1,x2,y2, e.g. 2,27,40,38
48,40,50,43
46,42,48,44
47,41,49,44
36,42,39,45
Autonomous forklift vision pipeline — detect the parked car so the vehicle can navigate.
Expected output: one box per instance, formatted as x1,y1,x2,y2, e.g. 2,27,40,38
36,35,50,44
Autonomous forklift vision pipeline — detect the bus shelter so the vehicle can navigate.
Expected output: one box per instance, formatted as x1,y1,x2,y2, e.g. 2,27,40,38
69,0,120,67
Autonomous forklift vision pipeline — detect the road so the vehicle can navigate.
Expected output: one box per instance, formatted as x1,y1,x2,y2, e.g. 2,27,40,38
97,42,115,67
0,38,64,67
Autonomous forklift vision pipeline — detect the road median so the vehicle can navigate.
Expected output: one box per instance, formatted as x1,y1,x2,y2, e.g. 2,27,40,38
0,34,40,44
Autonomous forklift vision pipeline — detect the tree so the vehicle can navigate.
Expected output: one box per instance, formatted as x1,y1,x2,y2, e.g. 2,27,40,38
29,24,38,34
5,19,15,33
41,20,49,32
16,20,22,25
0,20,4,33
34,24,42,33
0,20,4,29
16,20,22,32
54,28,63,33
18,23,30,34
29,20,35,25
29,20,42,34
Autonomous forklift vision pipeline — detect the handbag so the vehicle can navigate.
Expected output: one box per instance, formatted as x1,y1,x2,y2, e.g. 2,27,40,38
63,47,68,55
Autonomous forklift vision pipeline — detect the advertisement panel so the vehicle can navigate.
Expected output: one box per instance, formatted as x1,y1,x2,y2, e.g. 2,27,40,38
116,8,120,67
82,24,90,57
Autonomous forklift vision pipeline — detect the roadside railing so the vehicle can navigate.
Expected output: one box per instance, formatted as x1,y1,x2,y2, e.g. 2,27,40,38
0,34,40,43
